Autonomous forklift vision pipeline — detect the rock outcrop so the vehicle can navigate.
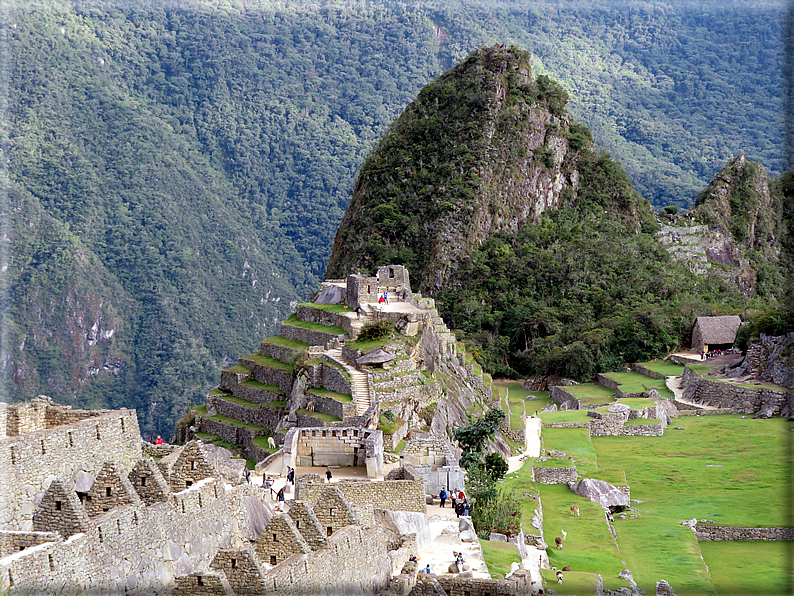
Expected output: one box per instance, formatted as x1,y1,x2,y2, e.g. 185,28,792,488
568,478,630,511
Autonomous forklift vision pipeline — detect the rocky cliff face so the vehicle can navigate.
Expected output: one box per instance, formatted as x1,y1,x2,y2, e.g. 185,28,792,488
326,46,600,292
658,155,786,297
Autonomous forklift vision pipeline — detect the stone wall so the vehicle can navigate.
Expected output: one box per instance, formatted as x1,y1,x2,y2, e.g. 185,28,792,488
318,362,352,396
296,304,356,337
0,407,141,531
632,364,666,380
587,411,628,437
0,531,60,557
297,479,425,513
346,274,381,309
194,415,268,455
436,569,533,595
230,382,285,405
304,391,356,422
694,524,794,541
259,340,303,365
620,422,665,436
279,321,346,348
376,382,441,405
294,427,374,468
531,465,577,484
237,356,294,396
0,478,267,595
596,373,645,398
550,386,580,410
681,365,791,416
264,524,393,595
208,395,284,433
219,367,252,393
542,422,589,429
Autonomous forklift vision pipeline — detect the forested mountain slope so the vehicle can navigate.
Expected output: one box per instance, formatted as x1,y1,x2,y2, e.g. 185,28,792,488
1,0,786,434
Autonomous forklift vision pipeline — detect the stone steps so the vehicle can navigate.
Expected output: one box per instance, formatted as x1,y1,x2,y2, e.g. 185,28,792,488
326,348,372,416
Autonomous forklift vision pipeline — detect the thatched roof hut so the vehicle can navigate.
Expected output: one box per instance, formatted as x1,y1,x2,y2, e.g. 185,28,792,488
691,316,742,352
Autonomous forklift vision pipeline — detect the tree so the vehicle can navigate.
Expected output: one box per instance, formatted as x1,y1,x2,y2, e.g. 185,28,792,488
483,452,508,482
453,408,507,468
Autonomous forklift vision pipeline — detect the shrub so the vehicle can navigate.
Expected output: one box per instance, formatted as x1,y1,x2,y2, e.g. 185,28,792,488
358,320,395,341
663,205,679,215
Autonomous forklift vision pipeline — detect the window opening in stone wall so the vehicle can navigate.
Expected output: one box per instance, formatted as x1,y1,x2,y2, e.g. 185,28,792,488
214,485,218,498
327,527,333,536
141,476,147,487
273,533,278,542
49,554,55,571
191,460,197,470
270,555,277,565
120,418,125,432
181,501,186,514
332,430,336,437
295,520,300,528
96,426,101,440
231,558,237,569
198,494,203,508
68,432,73,447
98,527,103,543
197,577,204,587
354,430,358,437
40,439,45,454
117,519,121,534
106,487,112,497
55,500,62,511
8,571,13,586
102,506,110,512
10,447,16,464
342,430,347,437
186,480,193,488
312,430,316,437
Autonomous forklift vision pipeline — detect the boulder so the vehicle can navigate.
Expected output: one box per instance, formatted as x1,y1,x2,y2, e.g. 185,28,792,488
568,478,630,510
315,285,344,304
607,403,631,414
73,470,95,493
374,510,432,552
540,404,558,413
488,532,508,542
356,349,395,366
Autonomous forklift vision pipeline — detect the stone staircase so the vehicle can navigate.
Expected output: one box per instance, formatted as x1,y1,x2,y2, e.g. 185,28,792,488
326,347,372,415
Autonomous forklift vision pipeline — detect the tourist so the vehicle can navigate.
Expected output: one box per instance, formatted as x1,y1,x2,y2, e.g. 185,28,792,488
155,435,164,445
383,290,389,304
424,564,431,574
450,489,457,510
277,487,285,511
462,499,470,516
439,487,447,508
355,305,362,319
287,466,295,485
244,468,250,484
326,467,333,483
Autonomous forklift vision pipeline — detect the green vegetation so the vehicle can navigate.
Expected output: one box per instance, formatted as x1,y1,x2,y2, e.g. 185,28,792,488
224,365,252,375
635,361,685,377
564,384,616,400
261,336,310,351
453,408,507,469
356,320,395,342
282,315,345,336
240,380,284,395
297,409,341,423
700,541,793,596
378,414,403,435
538,410,591,424
253,435,278,454
480,541,520,580
601,371,673,397
300,302,348,313
194,431,243,452
307,388,353,403
540,427,597,475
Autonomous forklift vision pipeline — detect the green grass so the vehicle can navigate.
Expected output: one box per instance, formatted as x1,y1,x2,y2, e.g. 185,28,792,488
635,360,685,377
300,302,349,313
602,371,674,398
253,435,278,453
194,431,243,452
564,383,615,399
535,484,629,590
539,409,591,424
495,381,554,430
582,467,626,485
241,353,294,373
541,427,598,475
283,313,345,335
393,439,407,454
700,541,794,595
216,394,259,409
539,569,602,594
615,397,659,408
480,540,520,580
195,405,269,431
593,416,792,593
531,458,575,468
261,335,310,350
307,388,353,403
224,364,251,374
208,388,231,396
378,414,404,435
297,409,341,423
323,359,352,380
241,379,285,395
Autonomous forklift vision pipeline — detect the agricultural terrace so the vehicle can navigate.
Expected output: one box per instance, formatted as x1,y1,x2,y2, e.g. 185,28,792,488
502,414,793,595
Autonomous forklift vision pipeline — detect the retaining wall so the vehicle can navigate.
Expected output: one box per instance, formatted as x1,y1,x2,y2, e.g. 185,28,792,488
296,304,356,337
258,341,303,365
299,479,425,514
531,465,577,484
550,386,580,410
279,321,346,348
632,364,666,380
694,524,794,541
681,366,791,415
207,396,284,433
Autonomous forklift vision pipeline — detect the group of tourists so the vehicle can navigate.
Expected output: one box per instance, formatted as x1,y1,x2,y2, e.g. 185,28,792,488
438,488,469,517
700,349,725,360
146,435,164,444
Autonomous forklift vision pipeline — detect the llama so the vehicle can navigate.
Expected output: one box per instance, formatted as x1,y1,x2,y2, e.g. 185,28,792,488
267,436,276,449
571,504,579,516
555,536,563,550
307,401,315,412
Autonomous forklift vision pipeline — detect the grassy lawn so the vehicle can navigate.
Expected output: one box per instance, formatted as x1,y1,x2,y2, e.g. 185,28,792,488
253,435,278,454
541,427,598,475
346,336,405,352
480,540,520,579
700,541,794,595
300,302,348,313
241,353,295,373
307,388,353,402
194,431,243,452
539,569,602,594
536,484,629,591
297,409,341,423
593,415,792,593
224,364,251,374
261,335,310,350
378,413,404,435
217,394,259,409
282,313,345,335
208,388,231,396
531,458,575,468
495,381,553,429
539,409,591,424
194,405,268,431
393,439,407,454
565,383,615,400
635,360,685,377
615,397,660,408
602,371,674,398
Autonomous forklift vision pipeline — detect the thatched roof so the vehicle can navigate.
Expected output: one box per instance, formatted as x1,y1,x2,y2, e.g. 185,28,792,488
693,316,742,344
